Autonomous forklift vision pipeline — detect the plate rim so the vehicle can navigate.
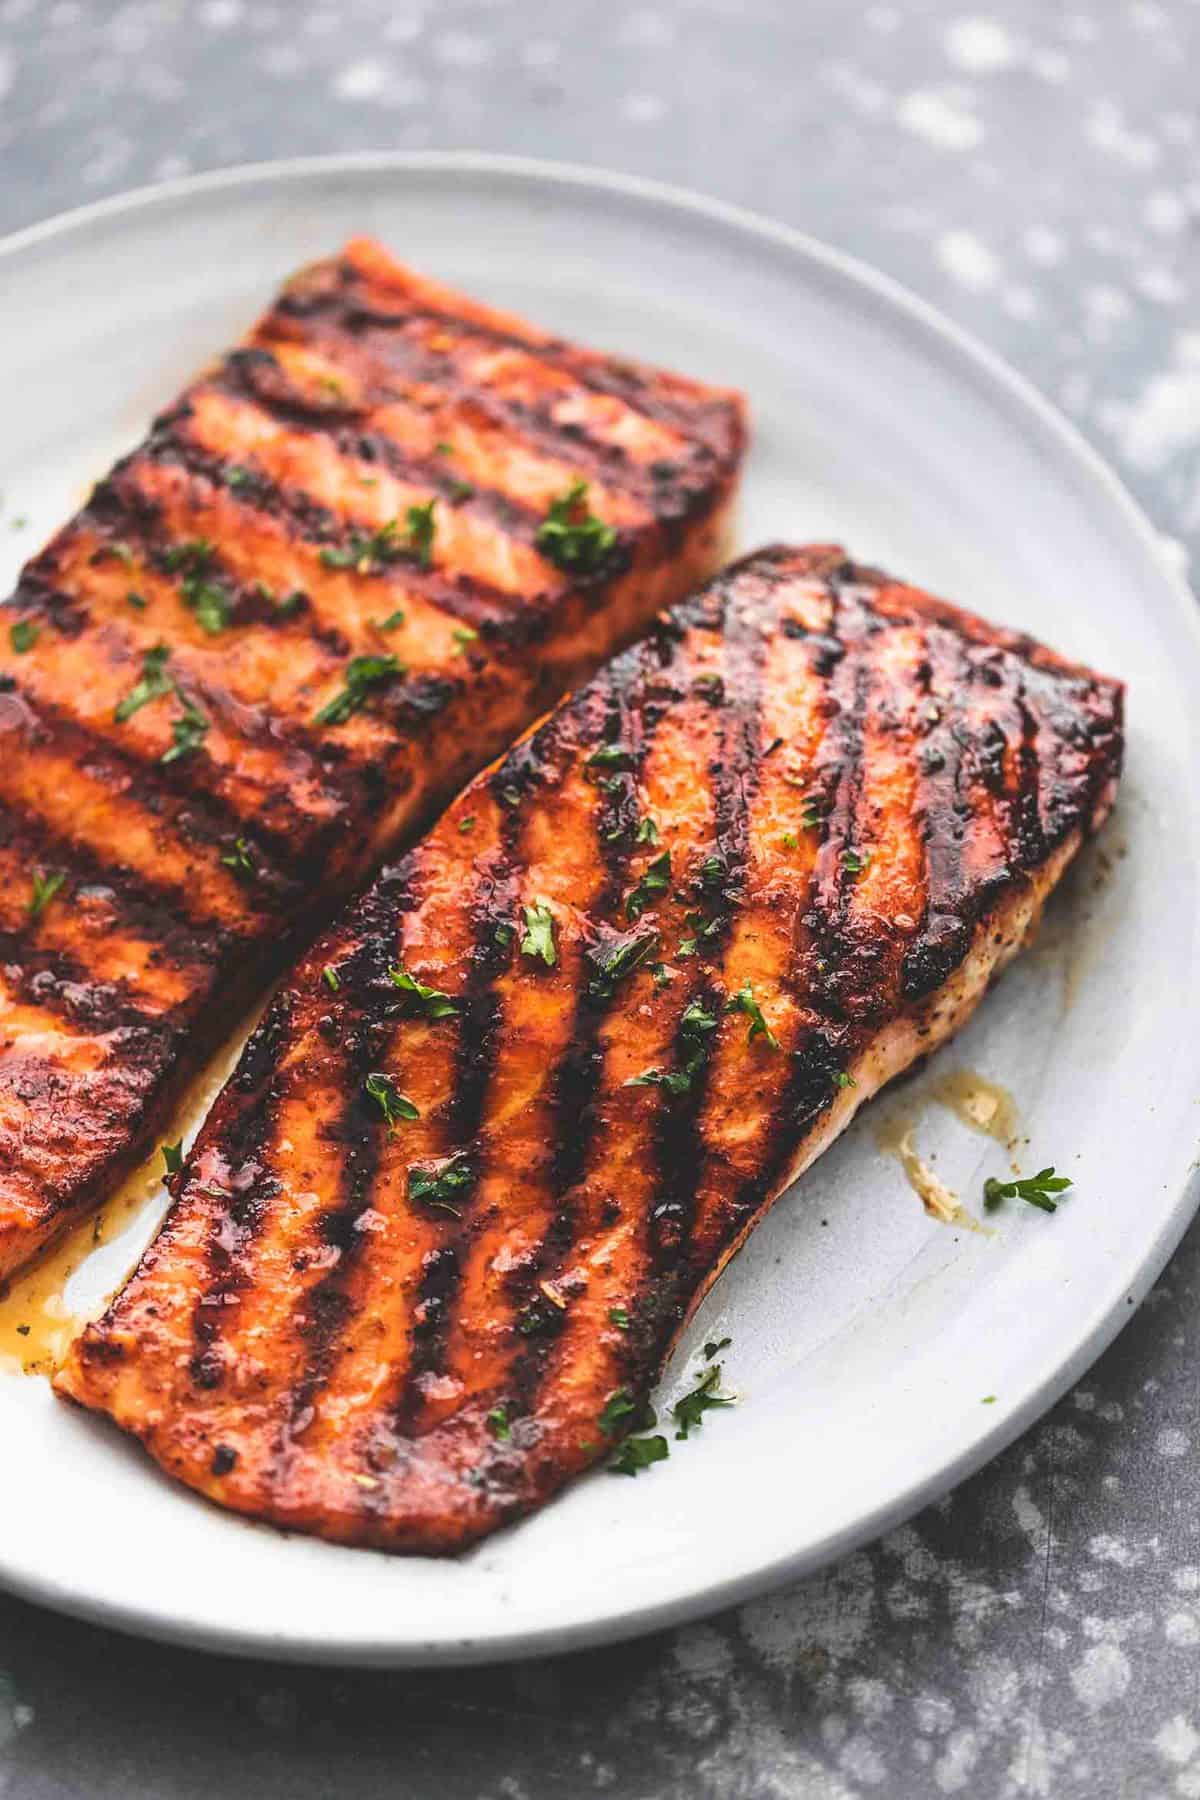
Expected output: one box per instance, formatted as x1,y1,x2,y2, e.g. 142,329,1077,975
1,148,1197,1668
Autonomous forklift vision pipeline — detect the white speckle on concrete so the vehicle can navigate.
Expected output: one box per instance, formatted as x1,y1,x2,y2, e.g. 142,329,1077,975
433,31,491,68
1029,46,1070,82
0,1673,33,1750
865,3,899,27
1173,1566,1200,1592
898,87,983,150
1024,224,1064,264
1146,190,1187,234
825,62,889,115
943,18,1017,72
200,0,243,25
934,1727,980,1791
1011,1484,1049,1553
1137,267,1185,306
1156,1426,1191,1458
334,57,388,100
1070,1641,1131,1711
1102,335,1200,468
619,10,674,48
1088,1533,1142,1568
935,228,998,289
623,92,666,124
0,46,12,98
1164,1609,1200,1646
1155,1716,1200,1767
1086,99,1160,168
1003,285,1038,320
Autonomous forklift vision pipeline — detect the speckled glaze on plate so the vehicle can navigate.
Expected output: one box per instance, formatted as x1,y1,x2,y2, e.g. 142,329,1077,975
0,152,1196,1668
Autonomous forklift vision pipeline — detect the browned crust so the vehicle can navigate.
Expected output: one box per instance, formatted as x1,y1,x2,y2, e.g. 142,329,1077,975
57,544,1124,1552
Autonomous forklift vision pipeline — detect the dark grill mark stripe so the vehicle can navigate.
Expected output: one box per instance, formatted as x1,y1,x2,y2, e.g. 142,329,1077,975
147,416,540,639
269,282,723,503
0,933,185,1038
649,572,769,1270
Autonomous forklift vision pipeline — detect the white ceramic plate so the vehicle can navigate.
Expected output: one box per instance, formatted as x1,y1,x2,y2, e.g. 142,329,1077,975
1,154,1196,1668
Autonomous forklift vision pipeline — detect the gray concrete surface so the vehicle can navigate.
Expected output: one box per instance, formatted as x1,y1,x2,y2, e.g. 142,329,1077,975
0,2,1198,1794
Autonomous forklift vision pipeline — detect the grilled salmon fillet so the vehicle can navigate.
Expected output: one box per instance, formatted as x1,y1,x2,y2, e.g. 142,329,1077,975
0,237,744,1280
56,545,1123,1551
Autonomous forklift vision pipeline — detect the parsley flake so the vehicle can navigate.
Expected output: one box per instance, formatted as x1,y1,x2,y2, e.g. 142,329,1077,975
408,1153,474,1216
626,849,671,921
673,1364,735,1440
314,653,403,726
161,693,210,765
374,608,406,633
586,742,635,772
636,815,660,846
221,837,255,880
486,1404,511,1441
609,1306,631,1331
520,900,557,967
726,980,780,1049
364,1072,420,1131
598,1389,637,1436
536,478,617,574
9,619,37,654
609,1434,669,1477
114,644,173,722
703,1336,731,1361
387,963,460,1020
452,625,479,654
322,964,340,992
161,1140,184,1176
983,1167,1073,1215
842,847,872,875
587,927,659,1001
458,815,476,834
28,868,66,923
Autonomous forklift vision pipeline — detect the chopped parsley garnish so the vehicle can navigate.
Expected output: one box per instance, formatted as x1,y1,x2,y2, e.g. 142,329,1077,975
162,537,214,574
486,1404,511,1441
387,963,460,1020
703,1336,731,1361
181,574,232,636
626,849,671,921
408,1153,473,1215
801,794,826,831
636,815,660,845
374,607,406,632
609,1306,631,1331
458,815,476,834
673,1364,735,1440
842,847,872,875
161,693,210,765
28,868,66,923
161,1140,184,1176
780,831,799,850
405,500,437,568
983,1167,1073,1215
451,626,479,653
320,503,437,574
435,441,455,456
726,981,780,1049
313,653,403,726
696,854,726,893
224,465,252,490
520,900,558,967
651,961,675,989
598,1389,637,1436
322,964,340,992
587,927,659,1001
114,644,173,722
220,837,255,880
693,672,724,702
494,921,515,948
127,590,148,610
9,619,38,653
448,478,475,503
535,478,617,574
586,742,635,772
833,1070,857,1090
609,1434,669,1477
499,784,521,807
275,589,306,620
364,1071,420,1131
107,540,136,569
626,997,718,1096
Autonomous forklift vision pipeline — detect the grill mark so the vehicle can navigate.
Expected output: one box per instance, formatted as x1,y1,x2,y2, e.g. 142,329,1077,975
271,867,419,1454
2,675,320,897
1010,684,1048,872
499,665,662,1422
267,286,720,506
184,992,295,1392
0,933,185,1038
388,746,548,1437
649,575,769,1269
151,407,534,640
901,626,983,1003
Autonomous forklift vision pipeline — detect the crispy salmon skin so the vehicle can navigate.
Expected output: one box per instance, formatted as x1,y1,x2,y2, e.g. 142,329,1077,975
56,545,1123,1551
0,238,745,1279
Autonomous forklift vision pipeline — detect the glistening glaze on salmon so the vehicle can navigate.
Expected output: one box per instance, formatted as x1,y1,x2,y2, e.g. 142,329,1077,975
0,238,745,1279
56,546,1124,1552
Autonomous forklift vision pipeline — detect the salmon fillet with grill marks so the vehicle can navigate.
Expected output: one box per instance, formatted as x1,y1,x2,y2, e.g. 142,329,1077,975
0,237,744,1279
56,545,1124,1552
